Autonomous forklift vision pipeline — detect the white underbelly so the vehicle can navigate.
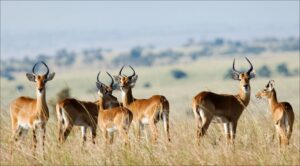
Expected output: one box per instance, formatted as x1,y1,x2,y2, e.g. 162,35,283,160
141,117,149,125
106,126,117,133
18,122,31,129
212,116,230,123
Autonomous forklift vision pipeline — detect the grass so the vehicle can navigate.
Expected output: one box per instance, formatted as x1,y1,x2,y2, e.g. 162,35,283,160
0,53,299,165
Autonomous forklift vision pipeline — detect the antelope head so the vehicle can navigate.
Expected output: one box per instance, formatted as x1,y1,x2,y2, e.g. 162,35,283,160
26,61,55,95
96,71,115,96
231,57,255,93
255,80,275,99
114,65,138,93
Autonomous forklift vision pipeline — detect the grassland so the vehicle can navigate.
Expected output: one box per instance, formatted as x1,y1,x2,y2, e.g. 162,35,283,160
0,52,299,165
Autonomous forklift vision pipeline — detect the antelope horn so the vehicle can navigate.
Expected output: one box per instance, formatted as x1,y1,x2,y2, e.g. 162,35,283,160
232,58,240,75
128,65,136,79
106,72,114,88
41,61,49,76
97,71,101,83
32,62,38,75
245,57,253,74
119,65,125,76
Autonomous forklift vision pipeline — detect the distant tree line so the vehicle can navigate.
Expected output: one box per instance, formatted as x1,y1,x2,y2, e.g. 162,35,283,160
1,37,299,81
223,62,299,79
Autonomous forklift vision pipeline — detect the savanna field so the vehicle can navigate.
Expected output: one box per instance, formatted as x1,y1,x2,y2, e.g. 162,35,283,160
0,53,299,165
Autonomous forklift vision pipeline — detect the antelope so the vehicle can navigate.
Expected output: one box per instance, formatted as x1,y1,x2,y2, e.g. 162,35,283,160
192,57,255,144
56,98,98,145
114,66,170,142
55,71,126,145
10,61,55,156
255,80,294,146
96,71,133,144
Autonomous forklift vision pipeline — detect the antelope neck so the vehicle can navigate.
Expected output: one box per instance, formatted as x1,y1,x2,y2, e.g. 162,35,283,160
121,88,134,107
35,89,48,117
268,89,278,113
237,86,251,106
98,97,104,110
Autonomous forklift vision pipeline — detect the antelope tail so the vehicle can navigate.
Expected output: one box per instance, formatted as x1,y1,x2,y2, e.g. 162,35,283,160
56,104,64,142
160,96,170,141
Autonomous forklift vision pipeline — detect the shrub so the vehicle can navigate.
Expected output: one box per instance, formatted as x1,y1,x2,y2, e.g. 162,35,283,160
48,87,71,114
276,63,291,76
143,82,151,88
257,65,271,78
171,69,187,79
54,49,76,67
16,85,24,91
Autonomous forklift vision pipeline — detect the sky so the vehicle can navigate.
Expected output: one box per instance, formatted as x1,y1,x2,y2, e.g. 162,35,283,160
1,1,299,58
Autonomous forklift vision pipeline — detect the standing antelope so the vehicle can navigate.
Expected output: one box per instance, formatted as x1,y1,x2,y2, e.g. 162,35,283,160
192,57,255,144
56,98,98,145
114,66,170,142
55,71,125,145
96,72,133,144
256,80,294,146
10,61,55,156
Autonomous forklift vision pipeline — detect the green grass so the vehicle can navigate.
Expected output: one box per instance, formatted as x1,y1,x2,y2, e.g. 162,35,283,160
0,52,299,165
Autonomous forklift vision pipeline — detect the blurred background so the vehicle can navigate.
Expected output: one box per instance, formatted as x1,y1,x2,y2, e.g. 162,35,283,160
1,0,299,111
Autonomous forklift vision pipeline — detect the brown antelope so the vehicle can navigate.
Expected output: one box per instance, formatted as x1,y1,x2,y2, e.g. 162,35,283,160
56,71,127,145
10,61,55,156
256,80,294,146
192,57,255,144
96,71,133,144
56,98,98,145
114,66,170,142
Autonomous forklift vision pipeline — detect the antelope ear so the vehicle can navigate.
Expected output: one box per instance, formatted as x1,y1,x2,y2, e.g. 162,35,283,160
46,72,55,81
112,83,120,91
129,75,138,87
231,73,240,80
113,75,121,82
96,82,102,90
96,82,107,94
249,72,256,79
268,80,275,89
26,73,36,82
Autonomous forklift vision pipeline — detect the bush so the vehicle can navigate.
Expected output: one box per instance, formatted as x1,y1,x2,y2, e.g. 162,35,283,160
130,47,143,59
48,87,71,114
213,38,224,46
242,46,265,54
223,69,232,79
143,82,151,88
54,49,76,67
276,63,291,76
171,69,187,79
82,48,103,64
257,65,271,78
16,85,24,91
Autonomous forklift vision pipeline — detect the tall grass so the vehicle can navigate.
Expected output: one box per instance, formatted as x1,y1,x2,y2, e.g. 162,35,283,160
1,105,299,165
1,54,299,165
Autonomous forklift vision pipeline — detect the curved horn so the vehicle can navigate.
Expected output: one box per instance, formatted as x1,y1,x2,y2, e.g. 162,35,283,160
128,65,136,78
32,62,38,75
106,72,114,88
119,65,125,76
41,61,49,76
245,57,253,74
232,58,240,75
97,71,101,83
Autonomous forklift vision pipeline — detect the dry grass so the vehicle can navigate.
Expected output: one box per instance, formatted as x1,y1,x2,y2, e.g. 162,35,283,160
0,54,299,165
1,107,299,165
